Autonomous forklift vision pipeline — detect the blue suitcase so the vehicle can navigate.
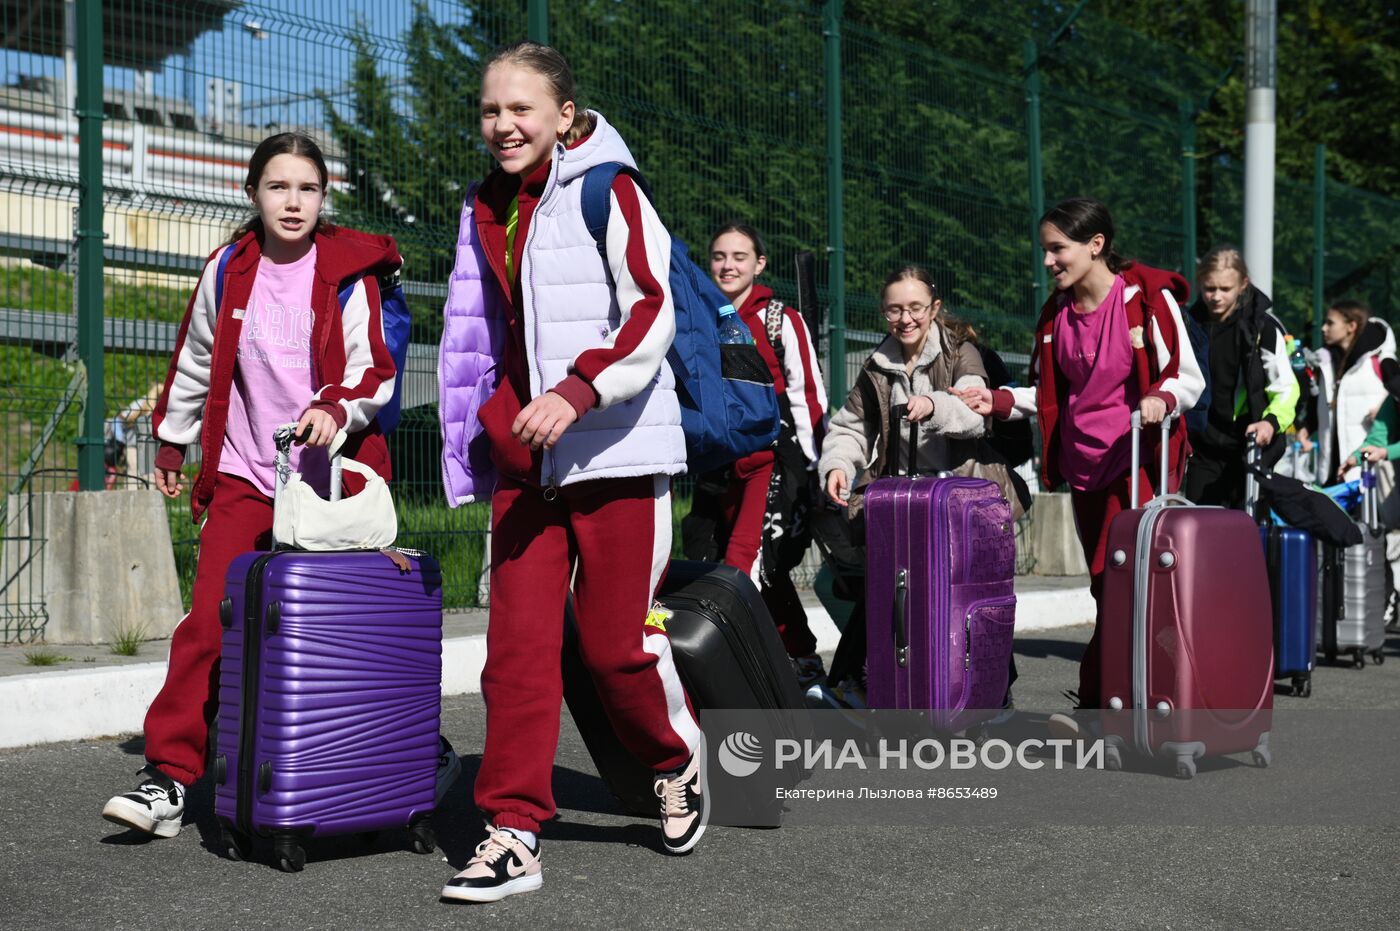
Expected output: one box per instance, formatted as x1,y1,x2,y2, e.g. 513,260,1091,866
1247,444,1317,697
1260,525,1316,697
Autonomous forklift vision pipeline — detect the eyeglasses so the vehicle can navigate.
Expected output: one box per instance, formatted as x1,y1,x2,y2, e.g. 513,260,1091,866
881,302,933,322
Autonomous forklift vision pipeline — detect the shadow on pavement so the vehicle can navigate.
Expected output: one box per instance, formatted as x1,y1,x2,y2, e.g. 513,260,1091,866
1013,637,1087,662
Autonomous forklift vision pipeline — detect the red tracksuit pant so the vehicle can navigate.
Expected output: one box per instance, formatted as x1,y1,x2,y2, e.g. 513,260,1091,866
718,457,818,658
475,473,701,834
144,474,273,786
1068,465,1156,709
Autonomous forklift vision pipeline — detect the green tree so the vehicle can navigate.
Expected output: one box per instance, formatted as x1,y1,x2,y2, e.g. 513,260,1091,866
323,0,1396,354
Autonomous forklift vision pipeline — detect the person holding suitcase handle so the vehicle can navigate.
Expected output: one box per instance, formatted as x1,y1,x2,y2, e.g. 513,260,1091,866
436,42,707,903
682,222,830,686
958,197,1204,737
815,265,993,706
98,132,461,837
1181,245,1299,508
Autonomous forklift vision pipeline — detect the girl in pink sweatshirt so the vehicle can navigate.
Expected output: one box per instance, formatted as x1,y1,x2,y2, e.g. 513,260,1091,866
99,132,429,839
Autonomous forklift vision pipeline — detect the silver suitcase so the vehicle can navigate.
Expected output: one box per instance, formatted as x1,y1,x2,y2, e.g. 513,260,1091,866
1317,458,1388,667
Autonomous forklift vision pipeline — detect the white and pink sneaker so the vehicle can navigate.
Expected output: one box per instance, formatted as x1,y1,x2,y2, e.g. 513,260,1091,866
440,826,542,903
654,738,709,855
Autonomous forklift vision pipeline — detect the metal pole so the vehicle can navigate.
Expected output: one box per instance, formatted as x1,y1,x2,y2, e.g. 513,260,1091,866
1024,39,1046,314
76,0,105,490
824,0,846,403
1243,0,1277,296
1021,1,1087,315
528,0,548,45
1312,144,1326,347
1181,97,1197,279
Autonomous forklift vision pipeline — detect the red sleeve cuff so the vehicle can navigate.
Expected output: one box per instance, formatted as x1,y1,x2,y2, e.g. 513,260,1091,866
550,375,599,419
1146,389,1178,414
154,442,185,473
991,388,1015,419
309,399,349,429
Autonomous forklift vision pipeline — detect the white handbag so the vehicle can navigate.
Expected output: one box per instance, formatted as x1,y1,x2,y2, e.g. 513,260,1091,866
271,424,397,550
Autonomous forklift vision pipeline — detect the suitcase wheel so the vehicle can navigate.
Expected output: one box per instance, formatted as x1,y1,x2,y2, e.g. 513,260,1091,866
1352,651,1367,669
1103,743,1123,772
220,826,250,863
273,834,306,873
1370,650,1385,666
410,819,437,855
1291,675,1312,699
1173,755,1196,780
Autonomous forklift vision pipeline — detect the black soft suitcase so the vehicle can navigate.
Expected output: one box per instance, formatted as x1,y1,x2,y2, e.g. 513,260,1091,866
562,561,809,826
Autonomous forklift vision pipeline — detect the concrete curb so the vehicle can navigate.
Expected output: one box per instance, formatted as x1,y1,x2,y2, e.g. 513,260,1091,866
0,586,1095,749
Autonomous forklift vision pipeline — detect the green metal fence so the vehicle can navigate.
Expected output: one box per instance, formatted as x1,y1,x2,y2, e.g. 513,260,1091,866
3,0,1398,640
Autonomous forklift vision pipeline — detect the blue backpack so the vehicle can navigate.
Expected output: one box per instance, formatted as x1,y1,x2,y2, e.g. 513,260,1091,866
580,162,780,473
214,246,411,433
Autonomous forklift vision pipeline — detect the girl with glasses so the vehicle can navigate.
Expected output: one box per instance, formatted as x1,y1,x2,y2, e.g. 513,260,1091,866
813,265,991,705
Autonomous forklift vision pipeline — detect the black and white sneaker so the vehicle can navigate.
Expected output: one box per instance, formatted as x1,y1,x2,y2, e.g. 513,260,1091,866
435,736,461,805
440,827,543,903
654,737,709,855
102,764,185,838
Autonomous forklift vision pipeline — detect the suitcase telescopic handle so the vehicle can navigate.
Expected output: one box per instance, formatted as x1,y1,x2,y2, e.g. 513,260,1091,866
889,403,919,477
1129,410,1180,509
893,568,909,667
1360,454,1381,536
1244,434,1262,522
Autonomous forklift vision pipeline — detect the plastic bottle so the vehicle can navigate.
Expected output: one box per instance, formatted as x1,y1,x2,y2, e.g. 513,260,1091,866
716,304,751,344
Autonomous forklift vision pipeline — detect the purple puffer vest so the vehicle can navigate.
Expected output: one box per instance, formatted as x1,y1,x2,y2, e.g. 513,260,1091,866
438,112,686,506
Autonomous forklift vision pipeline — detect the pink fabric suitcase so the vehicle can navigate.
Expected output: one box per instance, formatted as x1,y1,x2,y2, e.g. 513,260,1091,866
1098,413,1274,778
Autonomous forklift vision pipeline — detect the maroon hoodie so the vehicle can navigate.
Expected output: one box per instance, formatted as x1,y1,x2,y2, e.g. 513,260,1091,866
152,225,401,520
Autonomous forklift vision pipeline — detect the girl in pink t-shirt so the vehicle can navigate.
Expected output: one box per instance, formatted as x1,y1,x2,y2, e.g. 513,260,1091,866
960,197,1204,733
100,133,435,840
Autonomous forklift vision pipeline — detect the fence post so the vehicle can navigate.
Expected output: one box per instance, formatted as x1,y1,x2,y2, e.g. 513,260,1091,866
528,0,548,44
1023,39,1046,315
1312,143,1326,347
1180,97,1197,278
824,0,846,403
1022,1,1087,316
75,0,105,490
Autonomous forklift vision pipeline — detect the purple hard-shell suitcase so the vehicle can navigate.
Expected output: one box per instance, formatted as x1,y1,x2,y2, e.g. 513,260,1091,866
214,548,443,871
863,472,1017,730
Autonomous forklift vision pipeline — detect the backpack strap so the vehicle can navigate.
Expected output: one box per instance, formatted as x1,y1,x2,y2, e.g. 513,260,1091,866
765,299,786,364
581,162,654,255
213,244,235,312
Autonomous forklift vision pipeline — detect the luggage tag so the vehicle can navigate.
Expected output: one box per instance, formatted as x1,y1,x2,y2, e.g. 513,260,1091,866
644,602,673,633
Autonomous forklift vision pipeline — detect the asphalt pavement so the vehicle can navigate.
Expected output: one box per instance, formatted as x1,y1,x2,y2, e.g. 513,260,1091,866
3,622,1398,931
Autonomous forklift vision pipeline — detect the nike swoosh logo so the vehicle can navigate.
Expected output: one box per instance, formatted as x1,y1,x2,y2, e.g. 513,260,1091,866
506,858,530,877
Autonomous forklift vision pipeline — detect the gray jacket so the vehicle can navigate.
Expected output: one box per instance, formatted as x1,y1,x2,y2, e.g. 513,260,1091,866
818,324,988,494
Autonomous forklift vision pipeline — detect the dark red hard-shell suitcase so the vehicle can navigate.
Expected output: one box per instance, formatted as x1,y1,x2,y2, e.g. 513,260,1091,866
1099,413,1274,778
